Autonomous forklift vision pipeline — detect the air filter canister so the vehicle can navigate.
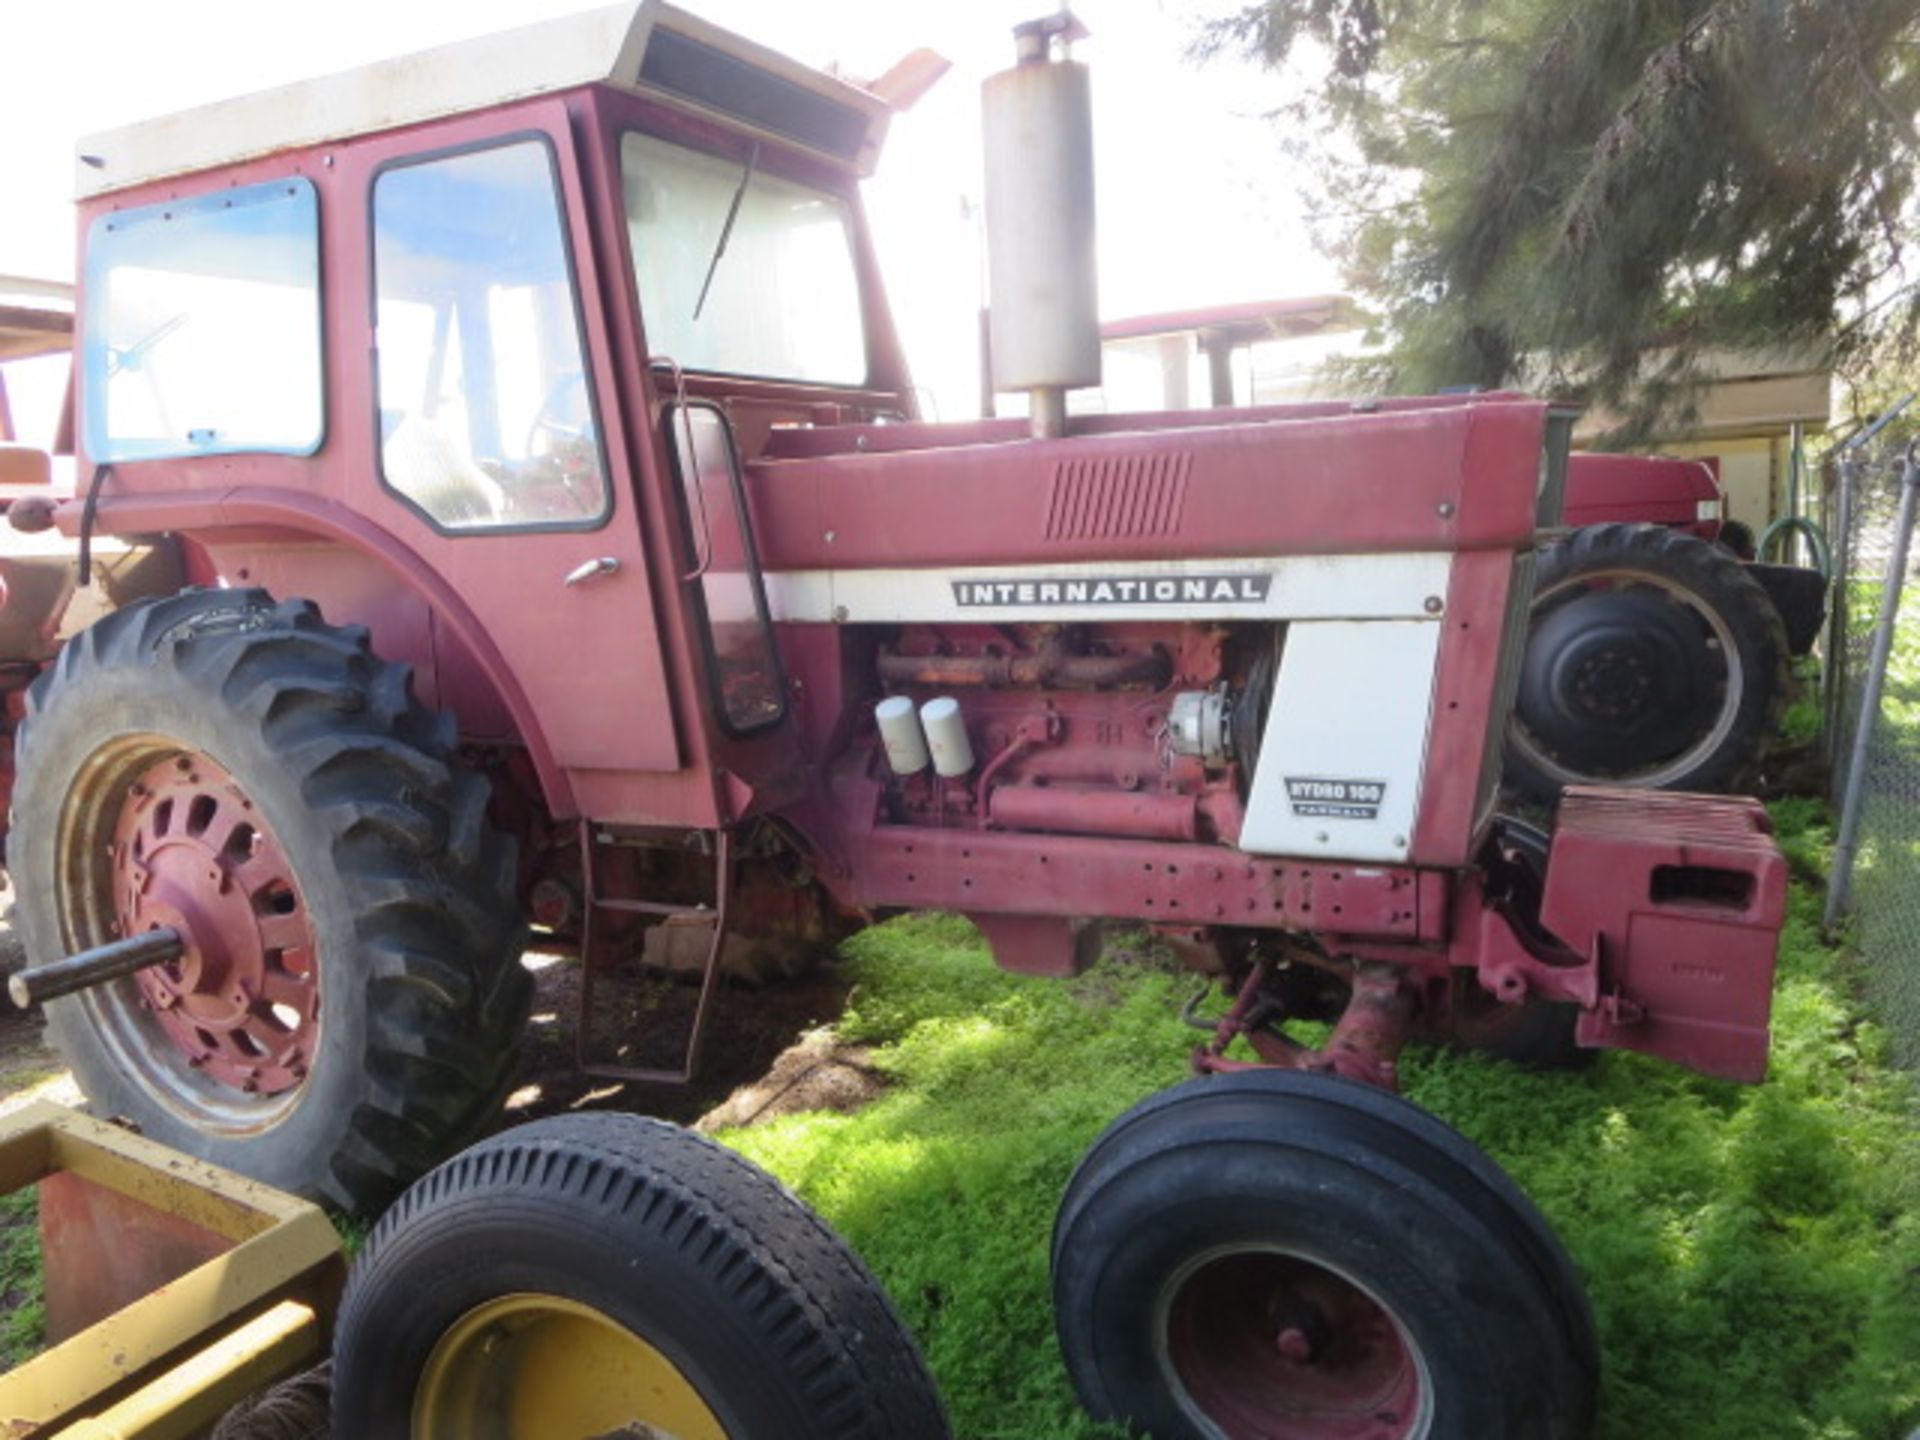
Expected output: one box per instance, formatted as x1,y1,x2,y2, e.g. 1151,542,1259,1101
876,695,931,775
920,696,976,777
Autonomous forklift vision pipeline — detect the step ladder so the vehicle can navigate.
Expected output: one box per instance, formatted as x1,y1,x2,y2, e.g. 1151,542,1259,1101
573,820,733,1085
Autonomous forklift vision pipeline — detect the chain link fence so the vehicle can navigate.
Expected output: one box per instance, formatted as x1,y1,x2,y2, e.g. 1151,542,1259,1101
1821,432,1920,1068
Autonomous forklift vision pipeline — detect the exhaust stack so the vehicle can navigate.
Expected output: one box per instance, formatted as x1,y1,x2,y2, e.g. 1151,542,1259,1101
982,12,1100,440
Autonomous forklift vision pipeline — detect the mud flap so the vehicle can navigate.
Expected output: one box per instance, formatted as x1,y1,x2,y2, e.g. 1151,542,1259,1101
1747,561,1828,656
1542,788,1787,1083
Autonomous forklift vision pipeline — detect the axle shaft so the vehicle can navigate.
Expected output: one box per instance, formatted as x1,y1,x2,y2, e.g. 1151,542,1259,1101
7,927,185,1009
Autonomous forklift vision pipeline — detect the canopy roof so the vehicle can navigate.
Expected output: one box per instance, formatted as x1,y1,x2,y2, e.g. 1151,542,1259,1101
1102,296,1363,346
0,278,73,364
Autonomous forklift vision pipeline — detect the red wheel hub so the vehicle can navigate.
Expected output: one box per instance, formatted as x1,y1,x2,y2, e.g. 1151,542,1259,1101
1165,1250,1427,1438
110,751,319,1097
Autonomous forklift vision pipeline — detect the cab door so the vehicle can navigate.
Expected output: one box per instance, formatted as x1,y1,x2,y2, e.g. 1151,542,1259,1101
345,101,683,781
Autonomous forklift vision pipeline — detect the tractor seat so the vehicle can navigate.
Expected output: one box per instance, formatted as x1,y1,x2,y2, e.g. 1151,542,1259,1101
382,416,506,527
0,443,52,493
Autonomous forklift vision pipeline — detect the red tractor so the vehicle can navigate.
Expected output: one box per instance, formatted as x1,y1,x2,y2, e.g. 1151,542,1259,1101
1,7,1787,1435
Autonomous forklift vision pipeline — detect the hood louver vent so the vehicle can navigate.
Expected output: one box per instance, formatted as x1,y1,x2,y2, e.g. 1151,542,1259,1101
1045,451,1192,541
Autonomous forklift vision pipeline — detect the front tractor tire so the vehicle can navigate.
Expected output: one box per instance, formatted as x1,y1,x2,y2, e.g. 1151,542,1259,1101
1053,1072,1597,1440
11,589,530,1213
1506,522,1788,806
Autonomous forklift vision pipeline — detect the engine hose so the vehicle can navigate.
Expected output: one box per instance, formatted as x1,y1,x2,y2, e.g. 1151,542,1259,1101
875,641,1171,690
1758,515,1831,580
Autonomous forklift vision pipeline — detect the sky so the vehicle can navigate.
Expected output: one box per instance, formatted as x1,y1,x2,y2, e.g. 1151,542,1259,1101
0,0,1338,431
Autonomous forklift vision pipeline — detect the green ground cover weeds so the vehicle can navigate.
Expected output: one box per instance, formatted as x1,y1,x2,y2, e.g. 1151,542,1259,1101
0,1188,43,1369
723,800,1920,1440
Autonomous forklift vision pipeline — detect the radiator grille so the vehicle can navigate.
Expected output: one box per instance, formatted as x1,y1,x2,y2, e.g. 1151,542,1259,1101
1045,452,1192,540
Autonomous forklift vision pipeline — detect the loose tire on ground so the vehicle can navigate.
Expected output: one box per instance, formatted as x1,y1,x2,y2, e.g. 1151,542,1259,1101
10,589,529,1213
1507,522,1788,807
331,1112,951,1439
1053,1071,1597,1440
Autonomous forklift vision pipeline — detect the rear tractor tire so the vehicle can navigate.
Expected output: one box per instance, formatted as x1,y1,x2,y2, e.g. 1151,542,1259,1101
1506,522,1788,806
10,589,530,1213
1053,1071,1598,1439
332,1112,951,1439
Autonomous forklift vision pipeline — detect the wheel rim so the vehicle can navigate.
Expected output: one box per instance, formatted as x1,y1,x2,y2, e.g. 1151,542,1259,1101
55,735,320,1132
414,1293,731,1440
1511,566,1743,788
1158,1246,1432,1440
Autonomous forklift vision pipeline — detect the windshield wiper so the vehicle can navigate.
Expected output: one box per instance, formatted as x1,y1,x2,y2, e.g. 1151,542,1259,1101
691,141,760,322
107,312,189,376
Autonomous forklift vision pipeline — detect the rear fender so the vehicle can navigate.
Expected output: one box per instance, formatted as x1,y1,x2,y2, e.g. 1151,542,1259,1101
53,489,571,815
1746,561,1828,656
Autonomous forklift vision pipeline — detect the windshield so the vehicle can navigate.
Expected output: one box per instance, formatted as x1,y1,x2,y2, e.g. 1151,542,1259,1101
84,178,322,461
621,132,866,385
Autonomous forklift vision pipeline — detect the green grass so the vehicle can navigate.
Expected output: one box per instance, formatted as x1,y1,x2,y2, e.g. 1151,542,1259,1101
1781,671,1826,747
720,801,1920,1440
0,1187,44,1369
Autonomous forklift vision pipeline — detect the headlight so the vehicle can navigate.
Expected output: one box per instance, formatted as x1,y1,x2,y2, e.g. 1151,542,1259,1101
1696,498,1724,521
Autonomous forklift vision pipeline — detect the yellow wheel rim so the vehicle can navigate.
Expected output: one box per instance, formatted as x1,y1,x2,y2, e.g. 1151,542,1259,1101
413,1292,731,1440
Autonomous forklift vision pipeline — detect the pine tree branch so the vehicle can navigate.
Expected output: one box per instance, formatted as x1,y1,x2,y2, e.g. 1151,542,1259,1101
1835,276,1920,348
1211,0,1920,430
1837,2,1920,158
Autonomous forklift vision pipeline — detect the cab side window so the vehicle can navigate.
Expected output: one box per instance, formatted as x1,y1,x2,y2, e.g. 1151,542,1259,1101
372,139,607,530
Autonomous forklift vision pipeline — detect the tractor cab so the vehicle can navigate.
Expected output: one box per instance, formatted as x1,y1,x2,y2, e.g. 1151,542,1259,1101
63,1,916,833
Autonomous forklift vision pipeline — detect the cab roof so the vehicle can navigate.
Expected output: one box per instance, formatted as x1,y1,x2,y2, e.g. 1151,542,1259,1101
75,1,894,201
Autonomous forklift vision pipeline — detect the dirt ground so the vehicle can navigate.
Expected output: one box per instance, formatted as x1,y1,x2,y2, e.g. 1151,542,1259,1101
500,948,866,1131
0,946,75,1122
0,911,865,1136
0,1009,66,1106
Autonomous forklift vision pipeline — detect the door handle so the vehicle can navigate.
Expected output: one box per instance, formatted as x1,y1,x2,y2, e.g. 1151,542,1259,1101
564,556,620,587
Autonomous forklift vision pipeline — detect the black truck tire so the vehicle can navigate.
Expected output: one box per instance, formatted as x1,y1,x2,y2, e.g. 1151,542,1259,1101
10,589,529,1213
1054,1071,1597,1440
331,1112,951,1439
1507,522,1788,806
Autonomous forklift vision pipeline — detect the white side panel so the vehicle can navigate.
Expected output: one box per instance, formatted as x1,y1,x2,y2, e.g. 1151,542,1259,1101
765,552,1452,625
1239,620,1442,863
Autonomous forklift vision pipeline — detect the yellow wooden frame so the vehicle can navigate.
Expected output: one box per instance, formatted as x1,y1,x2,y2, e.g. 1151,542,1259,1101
0,1101,344,1440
